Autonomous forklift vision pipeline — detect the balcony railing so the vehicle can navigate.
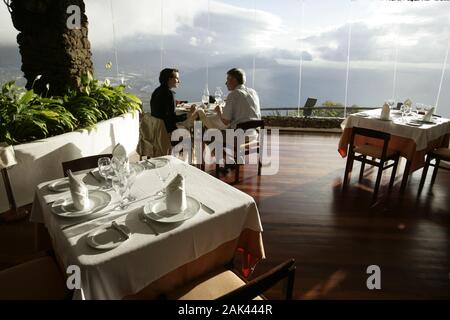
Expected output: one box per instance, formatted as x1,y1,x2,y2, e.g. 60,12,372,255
261,106,378,118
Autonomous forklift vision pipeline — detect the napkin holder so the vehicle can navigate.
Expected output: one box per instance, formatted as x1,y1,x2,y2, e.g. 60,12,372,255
166,174,187,214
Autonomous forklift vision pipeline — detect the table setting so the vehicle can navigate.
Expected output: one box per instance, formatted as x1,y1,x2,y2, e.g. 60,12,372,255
30,151,264,299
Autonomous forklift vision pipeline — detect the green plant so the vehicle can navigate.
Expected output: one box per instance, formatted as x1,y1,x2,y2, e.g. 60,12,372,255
0,72,142,145
0,81,77,144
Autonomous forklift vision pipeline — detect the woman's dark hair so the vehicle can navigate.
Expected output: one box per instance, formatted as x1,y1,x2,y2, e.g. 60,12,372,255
159,68,179,86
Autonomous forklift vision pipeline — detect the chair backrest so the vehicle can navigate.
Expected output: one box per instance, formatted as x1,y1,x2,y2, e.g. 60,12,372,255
62,154,112,177
0,254,72,300
350,127,391,159
236,120,265,131
216,259,296,300
136,113,172,159
303,97,317,117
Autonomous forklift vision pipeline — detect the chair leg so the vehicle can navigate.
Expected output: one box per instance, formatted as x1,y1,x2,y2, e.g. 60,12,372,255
373,164,384,202
216,164,220,178
429,158,441,191
343,153,354,189
234,164,240,183
359,156,366,182
418,155,432,194
389,156,399,190
257,148,262,176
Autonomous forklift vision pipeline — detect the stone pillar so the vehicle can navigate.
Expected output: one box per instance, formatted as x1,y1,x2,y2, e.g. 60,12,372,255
9,0,93,96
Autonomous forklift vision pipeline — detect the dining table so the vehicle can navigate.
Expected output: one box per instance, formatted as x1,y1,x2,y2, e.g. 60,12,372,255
30,156,265,300
338,108,450,190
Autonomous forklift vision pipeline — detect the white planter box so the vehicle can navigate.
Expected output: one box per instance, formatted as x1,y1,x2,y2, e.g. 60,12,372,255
0,111,140,213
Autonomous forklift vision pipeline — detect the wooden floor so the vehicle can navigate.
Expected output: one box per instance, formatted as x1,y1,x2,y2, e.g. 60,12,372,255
1,132,449,299
218,132,450,299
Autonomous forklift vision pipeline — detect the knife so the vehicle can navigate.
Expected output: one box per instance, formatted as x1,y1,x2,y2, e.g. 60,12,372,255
200,202,215,214
111,221,129,239
89,170,103,183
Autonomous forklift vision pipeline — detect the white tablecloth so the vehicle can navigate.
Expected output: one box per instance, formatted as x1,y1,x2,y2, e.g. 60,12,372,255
341,109,450,151
30,156,264,300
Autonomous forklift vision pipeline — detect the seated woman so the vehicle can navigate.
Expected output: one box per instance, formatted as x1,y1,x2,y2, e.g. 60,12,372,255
150,68,194,135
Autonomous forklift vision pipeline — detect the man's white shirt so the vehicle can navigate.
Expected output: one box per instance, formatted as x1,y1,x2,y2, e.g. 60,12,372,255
222,84,261,129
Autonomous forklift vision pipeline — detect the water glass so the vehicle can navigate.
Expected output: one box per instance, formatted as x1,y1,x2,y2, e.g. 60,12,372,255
154,160,172,198
214,87,223,107
112,174,129,210
202,87,210,109
98,157,113,189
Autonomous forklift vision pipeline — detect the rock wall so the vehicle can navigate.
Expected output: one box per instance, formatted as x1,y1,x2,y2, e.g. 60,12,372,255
9,0,93,96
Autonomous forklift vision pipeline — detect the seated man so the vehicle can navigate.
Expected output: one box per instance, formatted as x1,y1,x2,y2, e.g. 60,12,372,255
214,68,262,167
215,68,261,129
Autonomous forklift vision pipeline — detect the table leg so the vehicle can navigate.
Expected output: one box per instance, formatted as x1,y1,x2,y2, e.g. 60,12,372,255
400,159,412,192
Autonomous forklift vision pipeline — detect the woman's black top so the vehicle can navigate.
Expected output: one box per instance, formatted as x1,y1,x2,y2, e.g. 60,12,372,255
150,85,187,133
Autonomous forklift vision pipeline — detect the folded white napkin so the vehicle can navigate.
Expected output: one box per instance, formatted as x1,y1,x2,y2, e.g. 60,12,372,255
423,107,435,122
166,174,187,214
380,103,390,120
67,170,90,211
404,99,412,108
112,143,127,162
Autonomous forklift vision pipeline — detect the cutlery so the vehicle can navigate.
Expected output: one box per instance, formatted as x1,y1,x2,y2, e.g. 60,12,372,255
89,170,103,183
111,221,129,239
139,212,159,235
199,201,215,214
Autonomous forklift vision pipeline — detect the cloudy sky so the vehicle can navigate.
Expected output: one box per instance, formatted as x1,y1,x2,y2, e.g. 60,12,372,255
1,0,450,116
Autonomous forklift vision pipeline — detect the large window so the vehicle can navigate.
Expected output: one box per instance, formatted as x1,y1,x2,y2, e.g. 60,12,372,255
2,0,450,118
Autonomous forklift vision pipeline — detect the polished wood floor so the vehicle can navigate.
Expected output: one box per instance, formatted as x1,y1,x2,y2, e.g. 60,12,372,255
217,132,450,299
0,132,449,299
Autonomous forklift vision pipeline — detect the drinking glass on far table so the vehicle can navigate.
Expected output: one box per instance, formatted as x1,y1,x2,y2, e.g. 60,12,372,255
214,87,223,107
400,104,408,122
414,103,424,116
386,99,395,109
202,87,210,110
97,157,113,189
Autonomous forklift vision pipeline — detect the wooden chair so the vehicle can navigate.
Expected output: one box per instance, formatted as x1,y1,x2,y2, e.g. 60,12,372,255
0,251,72,300
62,154,112,176
343,127,400,203
418,147,450,194
216,120,264,183
168,259,296,300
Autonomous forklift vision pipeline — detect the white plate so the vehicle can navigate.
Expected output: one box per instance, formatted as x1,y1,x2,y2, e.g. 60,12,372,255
149,158,170,169
51,190,111,218
143,196,200,223
406,122,422,127
48,178,70,192
86,224,130,250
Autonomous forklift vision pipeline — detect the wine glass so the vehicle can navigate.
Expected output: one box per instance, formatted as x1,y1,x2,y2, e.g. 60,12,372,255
202,87,210,110
97,157,113,189
154,159,172,198
125,164,143,201
386,99,395,109
414,103,424,116
400,104,408,122
112,174,129,210
214,87,223,107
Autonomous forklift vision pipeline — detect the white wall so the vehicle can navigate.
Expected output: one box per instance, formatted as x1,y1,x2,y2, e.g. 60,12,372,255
0,112,140,213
